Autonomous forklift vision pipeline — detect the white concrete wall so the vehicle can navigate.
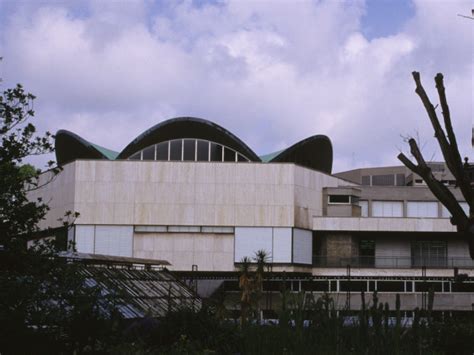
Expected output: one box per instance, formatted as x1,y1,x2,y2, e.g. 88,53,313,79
312,216,457,232
133,232,234,271
34,160,353,229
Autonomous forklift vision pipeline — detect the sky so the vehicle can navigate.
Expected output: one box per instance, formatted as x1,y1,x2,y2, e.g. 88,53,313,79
0,0,472,172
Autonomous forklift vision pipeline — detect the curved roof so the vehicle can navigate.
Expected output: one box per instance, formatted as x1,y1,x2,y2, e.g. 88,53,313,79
54,118,333,173
266,135,333,174
117,117,261,161
55,130,119,166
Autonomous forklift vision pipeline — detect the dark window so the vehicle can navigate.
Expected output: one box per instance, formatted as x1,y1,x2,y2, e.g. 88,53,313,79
328,195,350,204
359,239,375,267
237,154,248,162
183,139,195,161
340,281,366,292
210,143,222,161
142,145,155,160
411,241,447,267
396,174,406,186
170,140,182,161
415,282,442,292
223,147,235,162
376,281,404,292
415,179,423,184
129,152,141,160
361,175,370,185
196,140,209,161
156,142,168,161
372,174,395,186
301,281,329,292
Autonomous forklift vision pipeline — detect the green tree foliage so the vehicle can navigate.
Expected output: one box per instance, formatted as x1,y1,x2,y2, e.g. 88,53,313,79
0,84,122,353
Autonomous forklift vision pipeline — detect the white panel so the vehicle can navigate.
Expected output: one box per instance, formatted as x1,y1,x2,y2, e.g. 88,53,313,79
375,238,411,267
407,201,438,218
234,227,272,262
292,228,312,265
359,200,368,217
442,202,469,218
95,225,133,257
75,225,95,253
372,201,403,217
272,228,292,263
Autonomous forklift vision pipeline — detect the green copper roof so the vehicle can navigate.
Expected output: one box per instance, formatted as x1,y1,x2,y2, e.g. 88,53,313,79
259,149,284,162
91,144,119,160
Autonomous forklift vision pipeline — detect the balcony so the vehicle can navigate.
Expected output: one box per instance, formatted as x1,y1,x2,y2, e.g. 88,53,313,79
312,256,474,269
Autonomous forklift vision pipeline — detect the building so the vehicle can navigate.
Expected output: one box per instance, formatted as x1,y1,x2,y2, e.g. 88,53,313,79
30,117,474,314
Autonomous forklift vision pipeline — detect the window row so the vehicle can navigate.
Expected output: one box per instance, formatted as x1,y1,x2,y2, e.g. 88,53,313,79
357,200,469,218
128,139,250,163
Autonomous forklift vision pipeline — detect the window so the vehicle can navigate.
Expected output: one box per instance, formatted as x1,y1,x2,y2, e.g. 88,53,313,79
210,142,222,161
237,154,248,162
169,140,182,161
183,139,196,161
407,201,438,218
358,200,368,217
411,241,447,267
361,176,370,186
223,147,236,162
328,195,350,204
142,145,155,160
129,152,141,160
156,142,168,161
396,174,405,186
372,201,403,217
196,140,209,161
442,202,469,218
372,174,395,186
359,239,375,267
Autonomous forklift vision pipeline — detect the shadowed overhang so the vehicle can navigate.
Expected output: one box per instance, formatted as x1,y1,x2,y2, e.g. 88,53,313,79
116,117,261,161
268,135,333,174
55,130,118,166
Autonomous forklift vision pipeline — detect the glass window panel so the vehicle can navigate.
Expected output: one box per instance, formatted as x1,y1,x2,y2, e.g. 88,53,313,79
210,143,222,162
407,201,438,218
170,140,182,161
142,145,155,160
237,154,248,162
361,176,370,186
328,195,350,204
359,200,368,217
183,139,196,161
372,201,403,217
197,140,209,161
129,152,141,160
224,147,236,162
156,142,168,161
372,174,395,186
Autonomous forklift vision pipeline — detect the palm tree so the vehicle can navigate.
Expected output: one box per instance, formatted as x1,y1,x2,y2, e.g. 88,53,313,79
254,249,269,324
238,256,252,327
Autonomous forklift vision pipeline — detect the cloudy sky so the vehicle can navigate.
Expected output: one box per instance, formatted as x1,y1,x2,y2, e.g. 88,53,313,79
0,0,472,172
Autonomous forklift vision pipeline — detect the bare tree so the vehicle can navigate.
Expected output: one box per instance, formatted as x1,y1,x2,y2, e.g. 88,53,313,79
398,72,473,258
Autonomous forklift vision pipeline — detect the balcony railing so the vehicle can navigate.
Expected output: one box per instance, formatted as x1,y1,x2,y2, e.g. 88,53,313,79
312,256,474,269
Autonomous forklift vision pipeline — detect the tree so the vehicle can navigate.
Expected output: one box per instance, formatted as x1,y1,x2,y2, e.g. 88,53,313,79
397,72,474,258
0,83,122,353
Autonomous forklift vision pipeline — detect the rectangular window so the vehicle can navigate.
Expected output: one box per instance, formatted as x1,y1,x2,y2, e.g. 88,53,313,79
359,239,375,267
210,143,222,161
411,241,447,267
142,145,155,160
372,174,395,186
156,142,168,161
196,140,209,161
223,147,236,162
396,174,406,186
328,195,350,204
183,139,196,161
169,140,182,161
359,200,368,217
407,201,438,218
372,201,403,217
361,175,370,186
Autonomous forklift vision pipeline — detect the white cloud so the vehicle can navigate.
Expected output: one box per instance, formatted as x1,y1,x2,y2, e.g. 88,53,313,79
1,0,471,172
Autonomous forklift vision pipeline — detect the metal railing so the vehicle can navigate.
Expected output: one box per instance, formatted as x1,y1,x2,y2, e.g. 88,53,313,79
312,256,474,269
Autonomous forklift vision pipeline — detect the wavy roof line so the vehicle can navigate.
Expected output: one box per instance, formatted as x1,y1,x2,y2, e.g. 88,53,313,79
55,117,333,173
